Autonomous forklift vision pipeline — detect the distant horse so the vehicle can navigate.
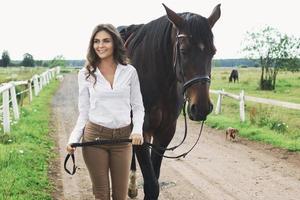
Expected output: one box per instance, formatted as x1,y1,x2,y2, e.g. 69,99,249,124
229,69,239,83
119,4,221,200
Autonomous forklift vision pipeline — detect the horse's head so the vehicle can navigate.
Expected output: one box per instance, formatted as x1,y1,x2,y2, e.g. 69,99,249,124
163,4,221,121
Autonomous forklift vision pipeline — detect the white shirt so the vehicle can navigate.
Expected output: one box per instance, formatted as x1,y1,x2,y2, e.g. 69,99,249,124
68,64,145,144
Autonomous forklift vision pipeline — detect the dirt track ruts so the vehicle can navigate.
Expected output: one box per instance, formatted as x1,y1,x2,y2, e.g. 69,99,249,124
50,73,300,200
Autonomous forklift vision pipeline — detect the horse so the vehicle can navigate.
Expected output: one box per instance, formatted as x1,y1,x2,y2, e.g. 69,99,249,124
119,4,221,200
229,69,239,83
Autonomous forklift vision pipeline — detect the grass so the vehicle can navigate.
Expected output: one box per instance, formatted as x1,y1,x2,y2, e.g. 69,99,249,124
207,67,300,151
211,67,300,103
0,80,60,200
0,67,47,84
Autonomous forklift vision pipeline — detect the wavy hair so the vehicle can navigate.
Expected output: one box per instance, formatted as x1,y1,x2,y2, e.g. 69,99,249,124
85,24,129,84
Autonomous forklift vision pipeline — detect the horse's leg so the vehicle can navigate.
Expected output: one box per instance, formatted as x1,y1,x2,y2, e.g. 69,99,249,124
135,144,159,200
151,121,176,179
128,148,138,198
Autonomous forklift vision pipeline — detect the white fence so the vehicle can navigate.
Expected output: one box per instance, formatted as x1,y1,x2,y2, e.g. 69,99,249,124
0,67,60,133
210,89,300,122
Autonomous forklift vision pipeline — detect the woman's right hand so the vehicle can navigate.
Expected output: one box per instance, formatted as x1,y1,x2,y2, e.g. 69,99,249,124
66,144,76,154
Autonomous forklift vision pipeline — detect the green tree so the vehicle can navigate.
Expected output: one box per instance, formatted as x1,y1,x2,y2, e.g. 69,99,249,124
1,50,11,67
242,26,300,90
22,53,35,67
35,60,43,66
49,55,66,68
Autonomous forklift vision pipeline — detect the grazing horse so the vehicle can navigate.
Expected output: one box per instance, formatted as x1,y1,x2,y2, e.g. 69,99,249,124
229,69,239,83
120,4,221,200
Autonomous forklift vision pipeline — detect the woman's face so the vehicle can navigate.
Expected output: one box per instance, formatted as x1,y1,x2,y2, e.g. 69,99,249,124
93,30,114,60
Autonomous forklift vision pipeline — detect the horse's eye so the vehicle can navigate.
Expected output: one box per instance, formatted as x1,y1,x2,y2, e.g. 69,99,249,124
198,43,205,51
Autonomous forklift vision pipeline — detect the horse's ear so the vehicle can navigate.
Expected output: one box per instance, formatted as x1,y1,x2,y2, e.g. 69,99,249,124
208,4,221,29
162,4,184,29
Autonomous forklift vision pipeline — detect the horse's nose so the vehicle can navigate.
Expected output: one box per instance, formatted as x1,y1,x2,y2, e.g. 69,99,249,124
189,104,210,121
190,104,198,117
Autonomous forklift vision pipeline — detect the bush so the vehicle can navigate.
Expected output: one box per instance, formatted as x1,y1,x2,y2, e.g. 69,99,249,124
270,121,288,134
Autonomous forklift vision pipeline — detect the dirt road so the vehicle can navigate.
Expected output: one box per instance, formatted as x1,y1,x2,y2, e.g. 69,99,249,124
50,73,300,200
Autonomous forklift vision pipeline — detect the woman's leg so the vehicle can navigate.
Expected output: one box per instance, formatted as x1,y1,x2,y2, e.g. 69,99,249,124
110,143,132,200
82,146,110,200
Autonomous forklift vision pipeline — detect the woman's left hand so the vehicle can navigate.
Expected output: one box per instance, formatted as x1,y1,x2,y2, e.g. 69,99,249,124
130,133,144,145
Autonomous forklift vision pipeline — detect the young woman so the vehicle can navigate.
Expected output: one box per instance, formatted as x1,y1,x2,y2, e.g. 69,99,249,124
66,24,144,200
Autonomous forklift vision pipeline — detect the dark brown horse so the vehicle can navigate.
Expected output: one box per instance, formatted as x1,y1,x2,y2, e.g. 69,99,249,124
229,69,239,83
119,4,221,200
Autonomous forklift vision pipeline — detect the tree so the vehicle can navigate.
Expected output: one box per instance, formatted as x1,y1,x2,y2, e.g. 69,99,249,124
49,55,66,68
1,50,11,67
22,53,35,67
242,26,300,90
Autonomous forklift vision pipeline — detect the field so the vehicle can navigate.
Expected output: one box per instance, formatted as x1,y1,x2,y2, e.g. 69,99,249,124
0,67,47,84
208,67,300,151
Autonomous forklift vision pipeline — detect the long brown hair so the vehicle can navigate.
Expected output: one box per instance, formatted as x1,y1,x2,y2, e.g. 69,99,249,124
85,24,129,84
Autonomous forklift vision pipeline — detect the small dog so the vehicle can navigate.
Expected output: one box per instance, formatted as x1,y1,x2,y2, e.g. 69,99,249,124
226,127,238,140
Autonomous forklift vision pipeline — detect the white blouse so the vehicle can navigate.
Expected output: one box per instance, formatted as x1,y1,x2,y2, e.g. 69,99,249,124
68,64,145,144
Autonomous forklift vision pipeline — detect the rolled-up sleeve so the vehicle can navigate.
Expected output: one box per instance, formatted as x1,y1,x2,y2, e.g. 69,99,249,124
130,69,145,135
68,70,90,144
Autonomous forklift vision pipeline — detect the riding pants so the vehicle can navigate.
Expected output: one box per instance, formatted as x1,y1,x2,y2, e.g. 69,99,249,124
82,121,132,200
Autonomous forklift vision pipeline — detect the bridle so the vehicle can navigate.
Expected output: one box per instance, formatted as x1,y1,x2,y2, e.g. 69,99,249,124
155,32,211,154
173,33,211,96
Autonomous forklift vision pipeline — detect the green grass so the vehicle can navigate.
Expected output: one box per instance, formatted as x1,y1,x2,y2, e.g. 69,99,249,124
0,67,47,83
207,67,300,151
60,66,79,74
0,80,60,200
211,67,300,103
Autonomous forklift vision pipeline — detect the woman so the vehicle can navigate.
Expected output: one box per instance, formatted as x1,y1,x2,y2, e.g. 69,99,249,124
66,24,144,200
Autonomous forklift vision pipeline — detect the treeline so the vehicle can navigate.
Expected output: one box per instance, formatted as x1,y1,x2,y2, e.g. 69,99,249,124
0,50,68,68
0,58,258,68
213,59,258,67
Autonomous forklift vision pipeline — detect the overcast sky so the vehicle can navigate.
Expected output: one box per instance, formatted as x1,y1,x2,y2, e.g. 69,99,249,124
1,0,299,60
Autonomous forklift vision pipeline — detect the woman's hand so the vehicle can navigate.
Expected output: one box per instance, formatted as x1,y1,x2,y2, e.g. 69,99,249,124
66,144,76,154
130,133,144,145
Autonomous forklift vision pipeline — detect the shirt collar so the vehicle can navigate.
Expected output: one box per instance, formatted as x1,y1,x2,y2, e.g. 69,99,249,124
95,63,126,76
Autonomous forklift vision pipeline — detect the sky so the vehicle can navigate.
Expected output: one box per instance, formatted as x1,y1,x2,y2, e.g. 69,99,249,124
1,0,300,60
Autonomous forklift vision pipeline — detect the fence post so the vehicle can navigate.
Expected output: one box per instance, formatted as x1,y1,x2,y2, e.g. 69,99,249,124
239,90,245,122
45,72,49,85
9,84,20,120
47,71,51,84
3,89,10,133
215,89,223,114
28,79,33,102
33,75,39,96
56,66,60,75
39,76,43,90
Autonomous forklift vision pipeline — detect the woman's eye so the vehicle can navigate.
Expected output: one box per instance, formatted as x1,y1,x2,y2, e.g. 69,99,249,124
103,39,112,43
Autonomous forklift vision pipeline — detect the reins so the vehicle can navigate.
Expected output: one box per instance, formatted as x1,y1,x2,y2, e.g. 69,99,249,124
64,119,205,175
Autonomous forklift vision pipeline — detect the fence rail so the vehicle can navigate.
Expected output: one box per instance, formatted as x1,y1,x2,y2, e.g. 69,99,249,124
0,67,61,133
210,89,300,122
